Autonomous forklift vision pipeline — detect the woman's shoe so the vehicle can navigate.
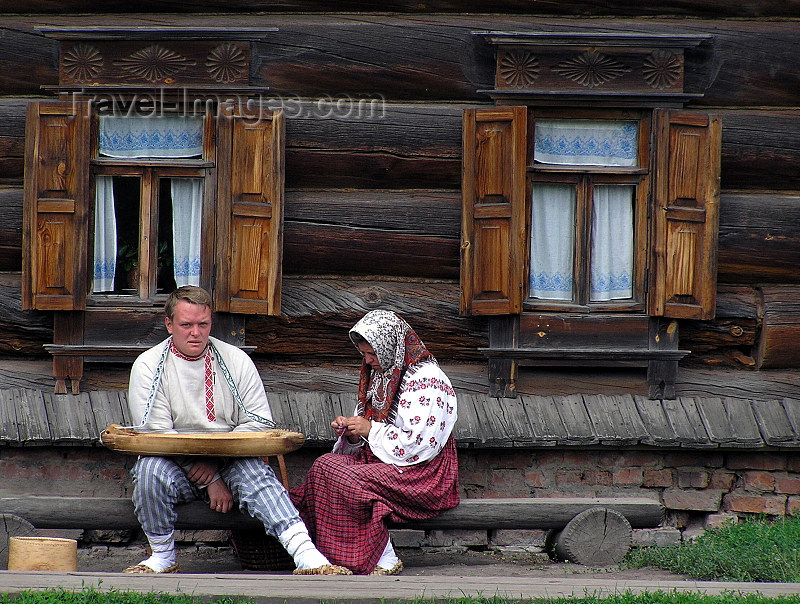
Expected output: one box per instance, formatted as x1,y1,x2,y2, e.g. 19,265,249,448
292,564,353,575
369,560,403,575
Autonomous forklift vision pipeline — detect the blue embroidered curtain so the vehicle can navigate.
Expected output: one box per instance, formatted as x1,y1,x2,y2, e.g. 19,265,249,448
99,116,203,159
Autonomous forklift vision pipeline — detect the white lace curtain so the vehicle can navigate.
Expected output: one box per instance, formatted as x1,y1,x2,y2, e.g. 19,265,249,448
590,185,634,301
530,184,575,300
99,116,203,159
92,176,117,292
529,184,634,302
534,119,638,167
171,179,203,287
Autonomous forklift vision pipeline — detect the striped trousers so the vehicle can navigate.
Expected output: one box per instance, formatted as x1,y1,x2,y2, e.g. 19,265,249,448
130,456,302,537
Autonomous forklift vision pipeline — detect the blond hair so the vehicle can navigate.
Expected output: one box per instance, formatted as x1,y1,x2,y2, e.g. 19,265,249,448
164,286,212,319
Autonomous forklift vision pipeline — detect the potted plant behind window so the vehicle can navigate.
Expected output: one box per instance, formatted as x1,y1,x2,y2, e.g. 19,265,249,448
117,242,138,290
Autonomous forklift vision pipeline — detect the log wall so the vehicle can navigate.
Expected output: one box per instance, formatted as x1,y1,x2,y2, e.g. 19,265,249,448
0,11,799,374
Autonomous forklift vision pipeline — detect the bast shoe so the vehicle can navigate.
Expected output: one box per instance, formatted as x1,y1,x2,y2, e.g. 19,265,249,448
292,564,353,575
369,560,403,576
123,563,180,574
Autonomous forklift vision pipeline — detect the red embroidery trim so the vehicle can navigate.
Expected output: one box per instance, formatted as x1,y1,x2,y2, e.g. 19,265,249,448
170,340,215,422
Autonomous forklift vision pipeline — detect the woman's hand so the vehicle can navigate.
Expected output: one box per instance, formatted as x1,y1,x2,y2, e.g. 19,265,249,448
331,415,372,443
332,415,349,437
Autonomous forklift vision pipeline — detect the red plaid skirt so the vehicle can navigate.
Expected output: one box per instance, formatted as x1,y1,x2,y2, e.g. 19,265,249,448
290,436,459,575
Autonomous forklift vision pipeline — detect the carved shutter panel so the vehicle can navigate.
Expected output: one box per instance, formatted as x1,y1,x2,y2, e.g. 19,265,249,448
460,106,527,316
649,110,721,320
22,101,90,311
215,105,284,316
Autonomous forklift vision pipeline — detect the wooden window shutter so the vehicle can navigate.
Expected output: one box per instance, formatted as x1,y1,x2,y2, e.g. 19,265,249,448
22,101,90,311
649,110,721,320
460,106,527,316
214,104,285,316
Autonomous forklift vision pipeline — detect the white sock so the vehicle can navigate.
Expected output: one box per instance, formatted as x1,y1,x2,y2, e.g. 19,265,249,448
139,531,176,572
376,539,399,570
278,522,330,570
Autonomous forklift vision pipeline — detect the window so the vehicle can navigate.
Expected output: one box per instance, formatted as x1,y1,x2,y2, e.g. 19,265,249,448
460,106,721,322
527,112,649,311
22,99,285,315
92,114,209,299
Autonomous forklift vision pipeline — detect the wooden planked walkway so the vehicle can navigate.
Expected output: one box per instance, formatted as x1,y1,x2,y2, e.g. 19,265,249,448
2,384,799,450
2,570,800,601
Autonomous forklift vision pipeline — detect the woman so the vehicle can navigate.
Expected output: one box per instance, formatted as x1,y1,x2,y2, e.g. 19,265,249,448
290,310,459,575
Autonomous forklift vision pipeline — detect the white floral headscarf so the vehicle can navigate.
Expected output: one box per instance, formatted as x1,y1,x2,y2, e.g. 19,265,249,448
349,310,434,421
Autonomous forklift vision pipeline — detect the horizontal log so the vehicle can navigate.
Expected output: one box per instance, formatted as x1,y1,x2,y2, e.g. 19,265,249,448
3,103,800,192
718,110,800,191
284,223,459,279
717,194,800,283
3,185,800,282
756,286,800,370
0,272,782,367
0,496,664,530
1,356,799,403
0,99,27,180
0,16,799,109
248,276,485,361
286,190,460,238
482,348,689,361
1,1,794,17
0,273,52,356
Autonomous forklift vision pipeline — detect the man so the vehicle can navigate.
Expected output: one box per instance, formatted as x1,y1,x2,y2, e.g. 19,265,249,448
124,285,350,575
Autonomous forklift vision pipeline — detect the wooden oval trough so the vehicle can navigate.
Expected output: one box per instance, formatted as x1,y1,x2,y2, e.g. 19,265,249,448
99,424,306,457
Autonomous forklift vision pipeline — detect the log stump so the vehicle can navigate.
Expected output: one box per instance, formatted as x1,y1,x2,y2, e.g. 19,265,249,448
0,514,39,569
553,507,632,566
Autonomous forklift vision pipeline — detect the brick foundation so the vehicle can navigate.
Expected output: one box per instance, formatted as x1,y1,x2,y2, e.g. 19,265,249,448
3,445,796,551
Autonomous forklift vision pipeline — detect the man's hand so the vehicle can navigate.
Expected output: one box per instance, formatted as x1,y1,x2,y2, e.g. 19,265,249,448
207,477,234,513
186,459,219,486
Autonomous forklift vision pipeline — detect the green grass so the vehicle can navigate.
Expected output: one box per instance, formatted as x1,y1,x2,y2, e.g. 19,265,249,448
0,592,252,604
4,594,800,604
0,592,254,604
419,598,800,604
624,515,800,582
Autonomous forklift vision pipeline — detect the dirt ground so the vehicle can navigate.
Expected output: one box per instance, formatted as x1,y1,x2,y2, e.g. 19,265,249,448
78,544,690,580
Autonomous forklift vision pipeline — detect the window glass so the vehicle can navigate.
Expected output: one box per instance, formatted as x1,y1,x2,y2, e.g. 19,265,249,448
529,183,575,300
534,119,638,167
168,177,202,289
590,185,634,301
93,175,140,293
91,175,202,295
99,116,203,159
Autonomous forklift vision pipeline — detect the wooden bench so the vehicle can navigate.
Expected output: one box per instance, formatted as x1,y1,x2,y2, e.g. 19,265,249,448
0,495,664,567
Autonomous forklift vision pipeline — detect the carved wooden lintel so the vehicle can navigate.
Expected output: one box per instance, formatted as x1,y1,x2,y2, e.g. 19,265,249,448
476,32,712,105
57,40,252,87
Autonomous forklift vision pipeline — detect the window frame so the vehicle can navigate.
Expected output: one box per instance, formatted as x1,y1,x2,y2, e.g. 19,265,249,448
524,108,652,314
460,105,720,322
88,165,212,304
87,108,216,304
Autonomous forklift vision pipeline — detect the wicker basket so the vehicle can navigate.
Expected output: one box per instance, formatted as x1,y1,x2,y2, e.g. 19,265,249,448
230,530,295,571
7,537,78,571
